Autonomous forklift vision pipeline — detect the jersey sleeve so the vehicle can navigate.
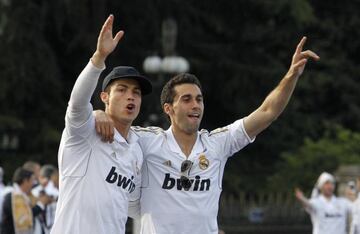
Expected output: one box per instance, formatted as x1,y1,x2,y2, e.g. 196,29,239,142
132,126,165,157
65,60,104,137
306,198,318,215
208,118,255,159
59,60,104,177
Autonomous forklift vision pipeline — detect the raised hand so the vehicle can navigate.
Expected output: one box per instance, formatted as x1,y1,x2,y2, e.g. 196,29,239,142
287,37,320,79
295,188,305,200
92,14,124,68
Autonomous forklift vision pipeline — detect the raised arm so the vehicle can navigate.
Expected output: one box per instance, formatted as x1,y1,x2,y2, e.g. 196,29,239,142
244,37,320,139
67,15,124,127
295,188,314,211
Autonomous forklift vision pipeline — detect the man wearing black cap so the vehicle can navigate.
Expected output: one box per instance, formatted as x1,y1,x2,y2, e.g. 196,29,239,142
95,37,320,234
50,15,152,234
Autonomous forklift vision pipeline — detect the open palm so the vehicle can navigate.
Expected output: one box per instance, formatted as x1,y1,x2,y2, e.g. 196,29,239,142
96,14,124,58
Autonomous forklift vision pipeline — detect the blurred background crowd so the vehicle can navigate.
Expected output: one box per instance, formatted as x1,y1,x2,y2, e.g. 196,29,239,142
0,163,58,234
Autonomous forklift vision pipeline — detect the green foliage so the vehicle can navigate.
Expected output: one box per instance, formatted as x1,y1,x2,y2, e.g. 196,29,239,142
268,125,360,192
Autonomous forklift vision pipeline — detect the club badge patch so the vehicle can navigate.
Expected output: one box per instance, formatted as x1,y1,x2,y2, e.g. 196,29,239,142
198,155,209,170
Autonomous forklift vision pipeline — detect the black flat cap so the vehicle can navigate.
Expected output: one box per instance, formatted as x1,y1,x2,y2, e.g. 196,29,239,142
102,66,152,95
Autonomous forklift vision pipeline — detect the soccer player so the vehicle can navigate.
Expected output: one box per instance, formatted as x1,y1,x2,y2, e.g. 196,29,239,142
96,36,319,233
350,177,360,234
295,172,352,234
51,15,152,234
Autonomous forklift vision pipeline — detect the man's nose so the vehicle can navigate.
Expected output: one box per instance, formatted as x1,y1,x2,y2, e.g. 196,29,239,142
127,91,135,100
191,99,201,109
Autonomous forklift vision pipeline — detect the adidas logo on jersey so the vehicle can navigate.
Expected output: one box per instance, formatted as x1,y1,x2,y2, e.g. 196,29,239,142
162,173,210,191
105,166,136,193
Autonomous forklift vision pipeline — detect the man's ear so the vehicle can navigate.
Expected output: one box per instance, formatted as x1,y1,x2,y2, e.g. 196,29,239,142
100,91,109,105
163,103,172,115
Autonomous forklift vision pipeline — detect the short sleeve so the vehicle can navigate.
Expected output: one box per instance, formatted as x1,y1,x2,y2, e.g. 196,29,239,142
132,126,165,158
208,118,255,159
306,199,319,215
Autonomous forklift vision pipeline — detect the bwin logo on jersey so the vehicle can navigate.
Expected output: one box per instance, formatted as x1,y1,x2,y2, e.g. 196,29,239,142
105,167,136,193
162,173,210,191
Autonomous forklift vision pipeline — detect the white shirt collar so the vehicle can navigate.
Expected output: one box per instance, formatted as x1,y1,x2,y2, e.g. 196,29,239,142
113,128,139,145
165,126,205,157
319,194,336,203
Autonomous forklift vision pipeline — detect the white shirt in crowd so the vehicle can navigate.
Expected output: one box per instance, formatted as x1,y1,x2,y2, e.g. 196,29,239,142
51,61,142,234
132,119,254,234
32,181,59,234
307,194,352,234
351,194,360,234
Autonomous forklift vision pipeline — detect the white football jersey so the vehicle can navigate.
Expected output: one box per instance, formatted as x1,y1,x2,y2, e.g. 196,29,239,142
51,62,142,234
308,195,352,234
350,194,360,234
133,119,253,234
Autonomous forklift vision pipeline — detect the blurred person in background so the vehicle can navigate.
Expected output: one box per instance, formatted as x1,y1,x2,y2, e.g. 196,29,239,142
1,161,41,213
1,168,51,234
31,165,56,198
0,169,15,231
346,181,357,202
23,162,41,188
295,172,352,234
31,165,57,234
350,177,360,234
49,170,58,192
44,169,59,234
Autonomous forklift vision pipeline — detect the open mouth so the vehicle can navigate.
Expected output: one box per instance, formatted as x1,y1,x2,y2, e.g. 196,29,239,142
126,104,136,111
188,113,200,119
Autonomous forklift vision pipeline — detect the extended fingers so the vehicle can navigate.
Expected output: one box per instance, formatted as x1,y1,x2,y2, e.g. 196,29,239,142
301,50,320,61
113,30,125,43
99,15,114,38
295,36,307,55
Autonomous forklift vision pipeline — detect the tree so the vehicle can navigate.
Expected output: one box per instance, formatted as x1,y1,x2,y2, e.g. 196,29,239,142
268,125,360,192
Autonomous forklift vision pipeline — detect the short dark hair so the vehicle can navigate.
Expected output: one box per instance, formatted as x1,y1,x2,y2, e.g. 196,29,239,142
160,73,202,108
160,73,202,122
12,167,33,185
23,161,40,172
40,164,56,179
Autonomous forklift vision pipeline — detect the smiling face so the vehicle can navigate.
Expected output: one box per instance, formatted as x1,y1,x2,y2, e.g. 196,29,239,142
101,78,142,126
164,83,204,134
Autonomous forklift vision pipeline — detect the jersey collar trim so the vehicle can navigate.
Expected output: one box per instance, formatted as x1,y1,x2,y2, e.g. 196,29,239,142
165,126,205,157
113,128,139,144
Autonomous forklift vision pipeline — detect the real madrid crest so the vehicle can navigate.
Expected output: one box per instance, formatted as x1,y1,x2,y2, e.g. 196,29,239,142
198,154,209,170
